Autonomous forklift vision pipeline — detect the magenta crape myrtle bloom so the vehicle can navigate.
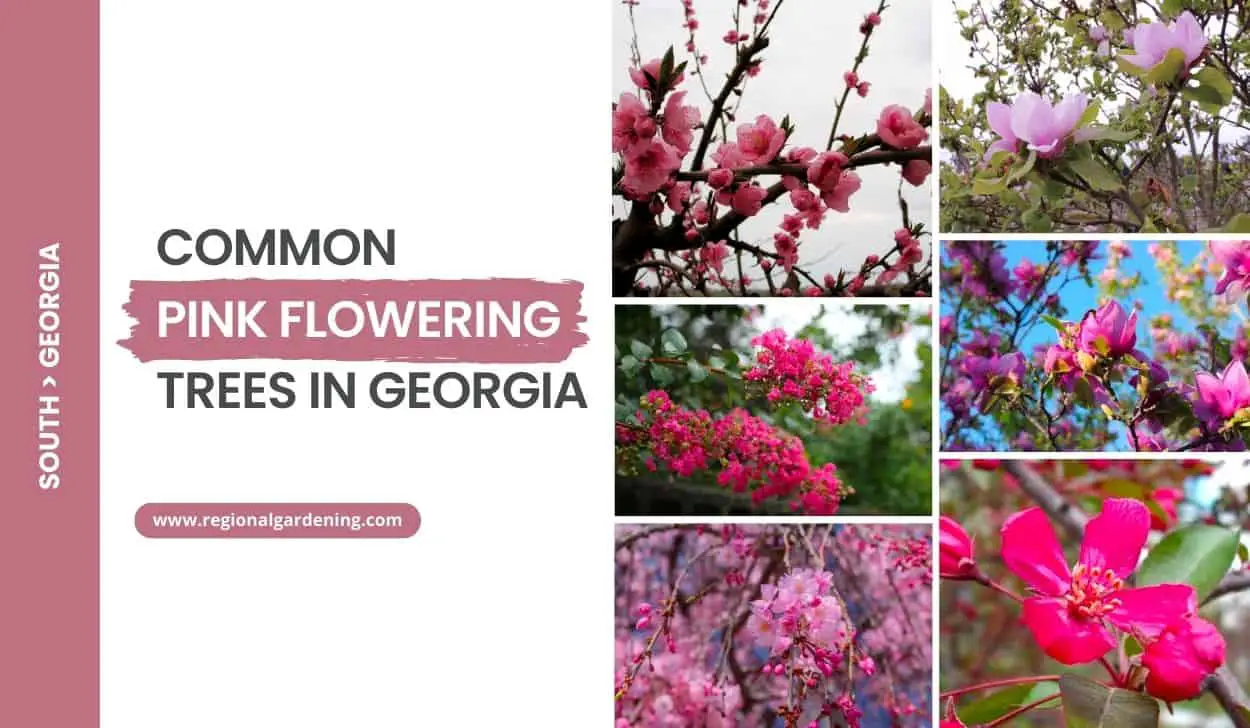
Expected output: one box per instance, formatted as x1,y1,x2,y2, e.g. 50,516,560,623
1210,240,1250,297
1121,11,1207,74
985,92,1089,161
1001,498,1197,665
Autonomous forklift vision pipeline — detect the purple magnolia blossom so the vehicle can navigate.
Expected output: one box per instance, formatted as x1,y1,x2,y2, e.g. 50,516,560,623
1194,360,1250,425
1210,240,1250,297
962,352,1027,391
1077,300,1139,358
985,92,1089,161
1121,11,1206,72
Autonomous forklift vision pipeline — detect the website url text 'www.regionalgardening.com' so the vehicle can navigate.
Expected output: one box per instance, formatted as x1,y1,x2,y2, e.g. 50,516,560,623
134,503,421,538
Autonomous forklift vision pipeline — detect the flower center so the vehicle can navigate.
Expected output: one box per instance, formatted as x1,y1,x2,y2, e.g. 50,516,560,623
1065,563,1124,619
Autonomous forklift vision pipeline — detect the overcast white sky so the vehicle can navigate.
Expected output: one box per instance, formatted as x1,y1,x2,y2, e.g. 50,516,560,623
614,0,933,281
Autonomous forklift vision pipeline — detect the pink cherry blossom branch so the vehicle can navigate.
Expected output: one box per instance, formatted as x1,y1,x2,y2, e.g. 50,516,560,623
826,0,889,150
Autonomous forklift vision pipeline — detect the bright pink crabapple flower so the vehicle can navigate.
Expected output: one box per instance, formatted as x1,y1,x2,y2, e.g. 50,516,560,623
1210,240,1250,298
985,92,1090,161
1193,359,1250,426
1001,498,1197,665
1142,615,1226,703
939,516,978,580
1121,11,1207,75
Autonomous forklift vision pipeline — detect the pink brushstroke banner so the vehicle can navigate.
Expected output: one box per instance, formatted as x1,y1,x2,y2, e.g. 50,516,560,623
119,278,588,363
135,503,420,539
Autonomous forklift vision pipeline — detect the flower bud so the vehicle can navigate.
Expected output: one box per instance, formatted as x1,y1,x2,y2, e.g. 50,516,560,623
1143,616,1225,703
939,516,978,580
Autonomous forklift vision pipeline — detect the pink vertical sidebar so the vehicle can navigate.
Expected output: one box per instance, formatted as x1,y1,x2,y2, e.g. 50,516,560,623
0,1,100,726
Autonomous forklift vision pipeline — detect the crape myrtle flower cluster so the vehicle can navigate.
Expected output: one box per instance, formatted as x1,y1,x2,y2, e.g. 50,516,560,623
616,330,873,515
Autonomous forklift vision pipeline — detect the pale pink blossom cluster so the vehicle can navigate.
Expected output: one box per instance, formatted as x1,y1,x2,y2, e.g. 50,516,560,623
612,60,702,198
745,329,874,425
621,390,849,514
615,524,931,727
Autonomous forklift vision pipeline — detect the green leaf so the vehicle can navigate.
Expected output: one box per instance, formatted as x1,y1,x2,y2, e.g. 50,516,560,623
1161,0,1184,16
687,360,708,383
630,340,653,359
620,354,641,376
1182,84,1226,115
1078,100,1102,128
1098,478,1147,499
1137,523,1240,600
1040,314,1067,332
1079,126,1136,143
707,355,726,370
1238,542,1249,565
1008,151,1037,183
1226,214,1250,233
649,362,674,387
660,328,688,356
1060,674,1159,728
1067,154,1123,191
1023,209,1053,232
1100,10,1126,32
957,682,1053,725
1145,47,1188,86
972,173,1010,196
1193,65,1234,106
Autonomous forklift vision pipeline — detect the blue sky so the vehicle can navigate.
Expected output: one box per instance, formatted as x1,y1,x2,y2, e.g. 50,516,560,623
988,240,1207,357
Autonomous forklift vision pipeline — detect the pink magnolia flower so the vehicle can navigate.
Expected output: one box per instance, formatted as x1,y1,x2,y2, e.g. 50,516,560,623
661,91,700,156
734,115,786,165
1142,616,1226,702
876,105,928,150
985,92,1088,160
1121,11,1206,73
1194,359,1250,423
901,159,930,186
939,516,977,580
1001,498,1197,665
1210,240,1250,297
1077,300,1138,358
